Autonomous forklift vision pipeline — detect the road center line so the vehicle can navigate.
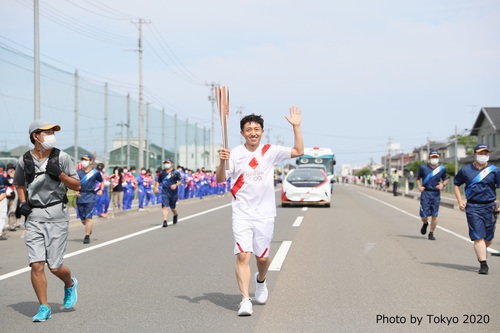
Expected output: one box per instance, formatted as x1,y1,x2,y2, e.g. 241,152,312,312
293,216,304,227
357,191,500,254
269,241,292,271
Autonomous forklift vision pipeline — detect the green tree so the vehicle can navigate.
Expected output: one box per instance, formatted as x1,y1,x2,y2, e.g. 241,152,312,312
448,134,478,155
406,160,424,175
356,167,372,177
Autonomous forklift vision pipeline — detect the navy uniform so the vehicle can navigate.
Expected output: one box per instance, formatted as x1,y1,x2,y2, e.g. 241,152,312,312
416,150,448,240
454,143,500,274
156,159,181,227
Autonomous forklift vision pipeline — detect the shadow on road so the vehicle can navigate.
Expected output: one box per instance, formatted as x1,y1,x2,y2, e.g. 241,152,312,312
422,262,477,273
8,301,73,318
176,293,242,311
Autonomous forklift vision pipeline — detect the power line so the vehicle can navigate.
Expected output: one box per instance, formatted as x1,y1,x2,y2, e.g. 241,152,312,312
66,0,133,21
15,0,135,46
145,23,204,85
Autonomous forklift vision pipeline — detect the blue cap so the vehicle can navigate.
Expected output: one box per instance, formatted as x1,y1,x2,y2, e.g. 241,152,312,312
474,144,489,153
81,154,92,161
0,162,5,169
429,150,439,157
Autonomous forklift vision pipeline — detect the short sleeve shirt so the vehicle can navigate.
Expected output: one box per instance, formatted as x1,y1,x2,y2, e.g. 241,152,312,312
417,163,448,191
227,144,292,220
13,149,79,222
77,168,103,204
454,163,500,203
158,169,182,196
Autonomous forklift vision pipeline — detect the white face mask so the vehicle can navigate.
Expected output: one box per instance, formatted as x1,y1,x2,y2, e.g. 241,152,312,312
164,163,172,169
429,158,439,166
40,134,56,150
124,169,128,173
141,170,146,174
81,160,90,168
476,155,489,165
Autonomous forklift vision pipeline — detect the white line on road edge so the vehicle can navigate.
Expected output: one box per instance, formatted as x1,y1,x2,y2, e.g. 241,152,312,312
0,203,233,282
269,241,292,271
293,216,304,227
357,191,500,254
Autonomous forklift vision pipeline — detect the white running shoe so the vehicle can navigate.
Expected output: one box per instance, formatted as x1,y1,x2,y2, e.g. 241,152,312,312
254,272,268,304
238,298,253,316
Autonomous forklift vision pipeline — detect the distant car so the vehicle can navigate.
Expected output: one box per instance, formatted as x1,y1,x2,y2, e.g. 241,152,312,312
281,169,331,207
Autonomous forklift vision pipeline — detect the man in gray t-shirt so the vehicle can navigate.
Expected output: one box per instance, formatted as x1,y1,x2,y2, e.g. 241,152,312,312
13,120,81,322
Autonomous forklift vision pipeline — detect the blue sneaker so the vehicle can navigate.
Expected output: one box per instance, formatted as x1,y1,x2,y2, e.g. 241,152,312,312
63,277,78,309
32,304,51,322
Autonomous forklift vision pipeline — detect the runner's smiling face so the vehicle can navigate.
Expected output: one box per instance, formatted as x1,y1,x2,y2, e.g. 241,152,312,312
241,121,263,148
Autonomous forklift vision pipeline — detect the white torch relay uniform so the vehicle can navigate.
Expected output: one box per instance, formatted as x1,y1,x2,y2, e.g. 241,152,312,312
227,143,291,257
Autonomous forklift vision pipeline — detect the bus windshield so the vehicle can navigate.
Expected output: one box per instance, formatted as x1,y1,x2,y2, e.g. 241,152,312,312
296,147,335,177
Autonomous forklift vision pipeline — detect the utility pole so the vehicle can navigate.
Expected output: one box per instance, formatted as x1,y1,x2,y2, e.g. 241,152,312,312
104,83,108,167
266,128,272,144
235,106,245,144
195,123,198,168
146,102,150,170
174,113,178,166
426,137,430,162
127,93,131,167
132,18,150,169
74,70,79,163
161,108,165,164
185,118,189,168
34,0,40,119
206,82,218,170
454,125,458,175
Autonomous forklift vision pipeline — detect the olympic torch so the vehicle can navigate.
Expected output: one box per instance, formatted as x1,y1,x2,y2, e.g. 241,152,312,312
216,85,230,169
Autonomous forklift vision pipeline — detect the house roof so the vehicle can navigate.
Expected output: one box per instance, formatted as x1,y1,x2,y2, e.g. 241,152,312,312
471,107,500,136
412,141,447,153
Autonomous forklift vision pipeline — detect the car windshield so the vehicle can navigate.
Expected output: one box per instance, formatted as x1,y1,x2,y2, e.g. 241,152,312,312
286,169,326,186
297,164,326,172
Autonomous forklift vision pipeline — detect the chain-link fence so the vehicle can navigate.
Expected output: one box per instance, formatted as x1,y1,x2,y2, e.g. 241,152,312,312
1,43,209,171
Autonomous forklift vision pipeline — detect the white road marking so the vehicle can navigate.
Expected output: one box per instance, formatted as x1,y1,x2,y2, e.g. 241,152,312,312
357,191,500,254
269,241,292,271
293,216,304,227
301,207,308,212
0,203,232,282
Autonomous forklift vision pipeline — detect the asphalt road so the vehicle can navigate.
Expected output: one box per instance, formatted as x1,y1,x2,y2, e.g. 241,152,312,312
1,184,499,333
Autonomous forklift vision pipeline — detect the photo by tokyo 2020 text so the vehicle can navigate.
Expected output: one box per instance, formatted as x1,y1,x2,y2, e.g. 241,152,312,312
376,314,491,326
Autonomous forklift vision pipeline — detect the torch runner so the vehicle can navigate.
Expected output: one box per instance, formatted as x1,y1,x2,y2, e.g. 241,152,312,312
216,85,230,169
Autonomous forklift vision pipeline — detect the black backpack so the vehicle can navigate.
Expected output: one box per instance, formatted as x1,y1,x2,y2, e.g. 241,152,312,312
23,148,68,208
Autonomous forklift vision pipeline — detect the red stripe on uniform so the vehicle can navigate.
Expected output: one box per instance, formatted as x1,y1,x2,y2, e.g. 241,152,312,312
231,173,245,199
261,143,271,156
259,248,268,258
236,242,244,253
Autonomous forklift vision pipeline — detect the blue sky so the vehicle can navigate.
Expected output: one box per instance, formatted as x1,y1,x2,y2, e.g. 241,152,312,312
1,0,499,170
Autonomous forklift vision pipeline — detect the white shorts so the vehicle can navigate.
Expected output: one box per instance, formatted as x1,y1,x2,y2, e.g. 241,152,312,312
232,217,275,258
24,220,69,269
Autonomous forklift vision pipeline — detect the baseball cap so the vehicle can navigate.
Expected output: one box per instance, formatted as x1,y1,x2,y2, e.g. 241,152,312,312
429,150,439,157
474,144,489,153
0,162,5,169
29,120,61,135
81,154,92,161
163,158,172,163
